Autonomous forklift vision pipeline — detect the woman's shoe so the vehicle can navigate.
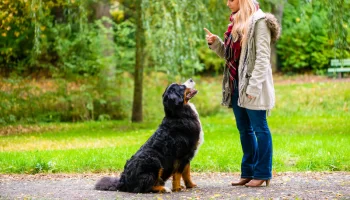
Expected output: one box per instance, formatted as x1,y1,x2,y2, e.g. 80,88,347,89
245,179,270,187
231,178,252,186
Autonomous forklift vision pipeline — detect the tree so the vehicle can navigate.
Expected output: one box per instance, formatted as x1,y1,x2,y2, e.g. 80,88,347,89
259,0,286,72
129,0,210,122
131,0,145,122
142,0,209,79
270,2,284,72
94,0,116,86
325,0,350,58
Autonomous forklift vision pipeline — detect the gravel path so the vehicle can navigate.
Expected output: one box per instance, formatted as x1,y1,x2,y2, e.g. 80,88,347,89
1,172,349,200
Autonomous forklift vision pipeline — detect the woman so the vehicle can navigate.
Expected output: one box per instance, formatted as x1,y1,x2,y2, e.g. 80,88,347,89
204,0,280,187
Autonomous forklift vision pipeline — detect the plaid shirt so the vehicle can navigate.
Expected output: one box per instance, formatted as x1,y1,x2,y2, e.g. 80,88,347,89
224,13,241,86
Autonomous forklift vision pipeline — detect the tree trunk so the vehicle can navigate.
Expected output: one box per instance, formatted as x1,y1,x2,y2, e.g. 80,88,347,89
271,3,284,72
95,1,116,86
132,0,145,122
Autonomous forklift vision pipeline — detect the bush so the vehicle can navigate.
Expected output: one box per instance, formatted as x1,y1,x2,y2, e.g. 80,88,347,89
0,1,136,77
277,2,350,73
0,76,132,125
197,46,225,76
0,0,34,75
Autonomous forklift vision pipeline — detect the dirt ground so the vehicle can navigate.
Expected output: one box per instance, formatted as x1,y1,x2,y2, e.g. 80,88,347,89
0,172,349,200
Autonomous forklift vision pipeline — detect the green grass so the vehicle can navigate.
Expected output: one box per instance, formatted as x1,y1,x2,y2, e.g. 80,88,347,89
0,77,350,174
0,115,349,174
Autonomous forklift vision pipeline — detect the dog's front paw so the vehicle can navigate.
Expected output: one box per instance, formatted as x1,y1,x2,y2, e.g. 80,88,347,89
172,187,182,192
153,186,172,193
162,187,172,193
185,182,197,189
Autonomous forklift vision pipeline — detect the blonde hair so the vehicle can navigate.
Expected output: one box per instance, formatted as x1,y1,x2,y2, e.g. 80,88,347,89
231,0,258,45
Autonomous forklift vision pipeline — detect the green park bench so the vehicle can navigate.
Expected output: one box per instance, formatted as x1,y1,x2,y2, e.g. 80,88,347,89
328,59,350,78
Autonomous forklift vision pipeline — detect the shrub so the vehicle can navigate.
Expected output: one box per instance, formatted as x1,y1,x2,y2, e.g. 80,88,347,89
277,2,350,73
0,76,132,125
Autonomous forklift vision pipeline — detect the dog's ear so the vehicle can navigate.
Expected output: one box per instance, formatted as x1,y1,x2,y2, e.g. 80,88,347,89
163,84,184,116
162,85,171,98
163,92,183,110
163,87,183,114
162,83,177,98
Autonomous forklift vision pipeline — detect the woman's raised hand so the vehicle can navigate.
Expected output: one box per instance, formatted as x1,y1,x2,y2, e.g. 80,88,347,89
204,28,217,45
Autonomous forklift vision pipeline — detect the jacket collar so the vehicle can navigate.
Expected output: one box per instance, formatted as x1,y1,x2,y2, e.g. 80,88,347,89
249,9,281,43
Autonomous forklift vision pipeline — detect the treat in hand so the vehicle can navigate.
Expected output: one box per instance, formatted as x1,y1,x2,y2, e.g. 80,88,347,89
204,28,216,45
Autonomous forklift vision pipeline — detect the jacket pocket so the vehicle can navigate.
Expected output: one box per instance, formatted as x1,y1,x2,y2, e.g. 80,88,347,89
222,81,230,102
245,72,252,79
243,73,251,94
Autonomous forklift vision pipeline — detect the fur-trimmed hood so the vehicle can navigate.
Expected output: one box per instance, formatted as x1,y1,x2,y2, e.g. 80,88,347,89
250,9,281,43
265,13,281,43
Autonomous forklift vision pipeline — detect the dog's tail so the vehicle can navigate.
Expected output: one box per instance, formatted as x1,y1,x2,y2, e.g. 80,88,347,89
94,177,120,191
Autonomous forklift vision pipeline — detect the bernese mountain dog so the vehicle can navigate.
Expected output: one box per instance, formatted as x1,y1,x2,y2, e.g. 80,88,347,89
95,78,204,193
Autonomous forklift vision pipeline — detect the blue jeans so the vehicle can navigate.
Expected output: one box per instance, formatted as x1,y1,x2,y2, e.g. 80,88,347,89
231,86,273,180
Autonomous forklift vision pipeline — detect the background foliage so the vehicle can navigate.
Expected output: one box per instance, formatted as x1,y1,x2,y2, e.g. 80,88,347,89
1,0,349,76
0,0,349,124
277,1,350,73
0,76,132,124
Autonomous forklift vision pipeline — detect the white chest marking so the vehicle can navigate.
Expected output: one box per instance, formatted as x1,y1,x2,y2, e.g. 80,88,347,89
188,103,204,156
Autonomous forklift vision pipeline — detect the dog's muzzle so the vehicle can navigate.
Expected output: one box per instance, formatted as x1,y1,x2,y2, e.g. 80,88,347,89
183,78,198,100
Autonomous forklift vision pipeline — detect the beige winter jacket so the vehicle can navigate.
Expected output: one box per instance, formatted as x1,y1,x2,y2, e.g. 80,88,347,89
209,9,281,110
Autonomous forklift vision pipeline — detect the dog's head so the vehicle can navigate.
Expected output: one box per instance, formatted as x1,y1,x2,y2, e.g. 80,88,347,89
162,78,198,116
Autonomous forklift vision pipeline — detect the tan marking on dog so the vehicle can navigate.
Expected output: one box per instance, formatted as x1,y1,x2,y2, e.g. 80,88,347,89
182,164,197,188
151,185,171,193
173,160,180,172
158,168,163,179
172,172,182,192
184,88,191,104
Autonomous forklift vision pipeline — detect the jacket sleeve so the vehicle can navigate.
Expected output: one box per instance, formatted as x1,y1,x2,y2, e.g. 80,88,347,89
208,36,225,59
246,19,271,97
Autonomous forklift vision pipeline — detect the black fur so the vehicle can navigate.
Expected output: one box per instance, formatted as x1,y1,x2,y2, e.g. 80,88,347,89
95,83,201,193
94,177,120,191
